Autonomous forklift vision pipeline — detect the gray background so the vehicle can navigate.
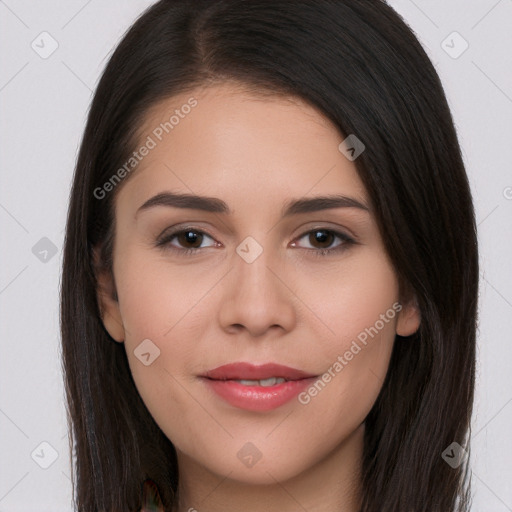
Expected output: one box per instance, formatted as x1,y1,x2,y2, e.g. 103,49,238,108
1,1,511,510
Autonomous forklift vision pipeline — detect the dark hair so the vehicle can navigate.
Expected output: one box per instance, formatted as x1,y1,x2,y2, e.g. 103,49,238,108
60,1,478,510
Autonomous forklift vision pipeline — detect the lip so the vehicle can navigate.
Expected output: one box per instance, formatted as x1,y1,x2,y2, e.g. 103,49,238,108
203,362,318,381
201,362,319,412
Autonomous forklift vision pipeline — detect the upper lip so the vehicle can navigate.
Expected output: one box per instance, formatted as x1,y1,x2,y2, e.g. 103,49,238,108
202,362,318,381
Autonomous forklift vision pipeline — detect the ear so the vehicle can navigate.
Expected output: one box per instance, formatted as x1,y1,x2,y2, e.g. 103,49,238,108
396,295,421,337
93,246,125,343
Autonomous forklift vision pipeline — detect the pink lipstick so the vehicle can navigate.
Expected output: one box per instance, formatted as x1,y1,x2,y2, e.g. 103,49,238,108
201,362,319,412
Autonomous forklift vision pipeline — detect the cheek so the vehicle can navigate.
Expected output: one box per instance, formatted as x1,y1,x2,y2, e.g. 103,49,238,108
300,248,400,347
294,252,400,419
113,251,218,439
115,246,217,341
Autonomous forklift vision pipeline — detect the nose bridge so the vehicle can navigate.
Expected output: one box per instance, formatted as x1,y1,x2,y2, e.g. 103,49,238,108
217,232,296,335
233,234,281,299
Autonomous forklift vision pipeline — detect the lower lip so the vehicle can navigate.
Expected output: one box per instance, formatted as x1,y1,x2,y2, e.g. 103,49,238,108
202,377,318,411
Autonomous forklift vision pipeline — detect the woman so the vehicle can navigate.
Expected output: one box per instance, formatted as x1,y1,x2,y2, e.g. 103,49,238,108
60,1,478,511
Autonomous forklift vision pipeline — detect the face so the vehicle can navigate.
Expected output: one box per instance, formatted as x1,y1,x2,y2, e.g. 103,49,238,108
96,82,420,485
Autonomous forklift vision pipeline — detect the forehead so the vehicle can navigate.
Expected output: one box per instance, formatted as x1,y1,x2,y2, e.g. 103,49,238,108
116,82,368,216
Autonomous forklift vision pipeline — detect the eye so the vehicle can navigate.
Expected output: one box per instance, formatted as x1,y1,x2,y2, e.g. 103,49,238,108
155,226,355,257
291,228,355,257
155,227,218,254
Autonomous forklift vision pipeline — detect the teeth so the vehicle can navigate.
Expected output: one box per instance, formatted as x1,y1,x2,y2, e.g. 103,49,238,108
235,377,287,387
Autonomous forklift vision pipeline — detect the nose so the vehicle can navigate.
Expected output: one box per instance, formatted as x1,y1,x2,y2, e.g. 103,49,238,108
217,243,297,338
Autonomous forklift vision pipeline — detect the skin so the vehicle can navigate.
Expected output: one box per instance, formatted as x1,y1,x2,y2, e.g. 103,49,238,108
95,82,421,512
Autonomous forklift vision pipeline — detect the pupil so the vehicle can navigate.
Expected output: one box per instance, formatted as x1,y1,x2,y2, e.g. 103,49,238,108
312,230,332,248
180,231,202,248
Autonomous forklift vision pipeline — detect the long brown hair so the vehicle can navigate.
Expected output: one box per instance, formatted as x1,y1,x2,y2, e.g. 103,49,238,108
60,1,478,510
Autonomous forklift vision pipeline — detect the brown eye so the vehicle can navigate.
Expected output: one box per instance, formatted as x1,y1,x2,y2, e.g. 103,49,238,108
292,228,355,258
156,228,217,253
308,230,336,249
176,230,204,248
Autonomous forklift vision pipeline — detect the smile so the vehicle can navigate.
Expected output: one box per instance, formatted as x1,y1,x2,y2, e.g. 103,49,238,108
201,362,319,412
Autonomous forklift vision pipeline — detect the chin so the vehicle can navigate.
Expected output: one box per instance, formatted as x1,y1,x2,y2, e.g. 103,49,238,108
203,451,311,485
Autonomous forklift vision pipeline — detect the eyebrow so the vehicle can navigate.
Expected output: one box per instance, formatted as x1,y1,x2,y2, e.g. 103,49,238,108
135,191,370,219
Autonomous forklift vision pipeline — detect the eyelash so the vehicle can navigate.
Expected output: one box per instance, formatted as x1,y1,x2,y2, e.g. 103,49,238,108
155,226,355,258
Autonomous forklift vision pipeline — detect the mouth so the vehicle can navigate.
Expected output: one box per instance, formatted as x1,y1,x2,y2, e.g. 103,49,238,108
202,362,317,381
200,362,319,412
